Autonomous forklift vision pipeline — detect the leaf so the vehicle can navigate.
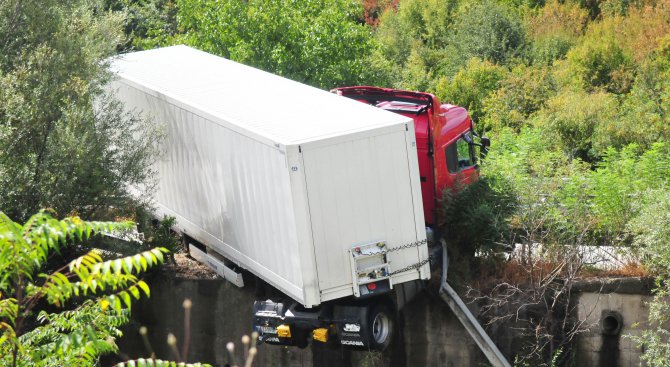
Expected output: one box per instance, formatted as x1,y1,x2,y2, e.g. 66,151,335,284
123,257,134,274
129,285,140,300
134,254,146,272
142,251,155,267
137,280,150,297
120,291,132,309
115,359,213,367
152,248,164,264
113,259,123,274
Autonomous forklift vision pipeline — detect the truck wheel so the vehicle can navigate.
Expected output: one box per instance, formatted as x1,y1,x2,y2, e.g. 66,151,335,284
368,304,394,351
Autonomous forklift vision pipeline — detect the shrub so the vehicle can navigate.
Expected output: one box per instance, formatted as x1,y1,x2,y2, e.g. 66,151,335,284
0,211,168,367
448,0,527,66
434,58,507,125
438,175,518,282
168,0,375,90
481,64,556,132
531,88,618,161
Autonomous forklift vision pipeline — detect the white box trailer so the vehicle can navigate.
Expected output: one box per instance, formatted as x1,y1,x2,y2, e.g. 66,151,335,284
109,46,429,349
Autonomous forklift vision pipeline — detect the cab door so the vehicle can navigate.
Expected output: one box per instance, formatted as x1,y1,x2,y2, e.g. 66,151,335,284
432,105,479,200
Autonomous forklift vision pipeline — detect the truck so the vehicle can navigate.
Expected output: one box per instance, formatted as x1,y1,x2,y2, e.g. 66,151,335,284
109,46,506,364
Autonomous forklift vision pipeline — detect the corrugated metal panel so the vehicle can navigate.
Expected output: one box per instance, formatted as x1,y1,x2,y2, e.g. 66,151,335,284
113,82,305,303
109,46,428,307
302,126,426,301
110,45,408,145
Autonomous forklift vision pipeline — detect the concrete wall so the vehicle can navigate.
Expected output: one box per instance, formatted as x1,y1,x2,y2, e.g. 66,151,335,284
573,278,654,367
106,274,654,367
107,275,489,367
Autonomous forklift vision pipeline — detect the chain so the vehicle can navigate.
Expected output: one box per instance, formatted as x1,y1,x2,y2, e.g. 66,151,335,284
388,258,430,276
379,238,429,276
383,238,427,254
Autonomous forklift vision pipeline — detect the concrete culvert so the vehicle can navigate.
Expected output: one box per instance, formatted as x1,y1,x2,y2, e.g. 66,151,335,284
600,311,623,336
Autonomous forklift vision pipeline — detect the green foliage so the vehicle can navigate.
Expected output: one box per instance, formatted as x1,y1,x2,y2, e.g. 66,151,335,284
531,88,618,161
0,211,168,367
627,190,670,367
530,34,576,65
525,1,586,65
0,0,159,222
611,39,670,150
374,0,458,65
106,0,179,51
158,0,376,89
590,143,670,237
435,58,507,125
481,64,556,132
438,175,517,282
483,128,596,244
628,189,670,273
447,1,527,67
564,37,635,94
138,214,181,261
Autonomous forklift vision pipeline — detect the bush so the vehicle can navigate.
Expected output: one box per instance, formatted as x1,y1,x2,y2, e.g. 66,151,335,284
531,88,618,161
588,143,670,237
628,190,670,367
481,64,556,132
167,0,375,90
0,0,159,222
438,175,518,283
447,0,527,66
0,211,168,367
565,37,635,94
526,0,587,65
434,58,507,125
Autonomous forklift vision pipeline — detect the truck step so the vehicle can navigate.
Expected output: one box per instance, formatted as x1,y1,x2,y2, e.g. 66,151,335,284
188,244,244,287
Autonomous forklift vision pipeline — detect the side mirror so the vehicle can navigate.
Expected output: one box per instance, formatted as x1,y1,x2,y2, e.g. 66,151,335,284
480,136,490,158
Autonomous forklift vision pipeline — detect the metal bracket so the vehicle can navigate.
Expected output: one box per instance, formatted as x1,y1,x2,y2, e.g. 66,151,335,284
348,241,393,297
189,244,245,287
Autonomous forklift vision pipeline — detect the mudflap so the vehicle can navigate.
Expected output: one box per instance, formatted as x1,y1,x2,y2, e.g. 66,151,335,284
332,305,370,348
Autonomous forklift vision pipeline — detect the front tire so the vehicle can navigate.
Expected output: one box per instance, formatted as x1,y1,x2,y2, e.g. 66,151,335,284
368,304,394,351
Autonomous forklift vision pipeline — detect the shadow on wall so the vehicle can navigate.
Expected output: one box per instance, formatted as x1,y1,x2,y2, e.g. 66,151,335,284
102,273,489,367
103,273,653,367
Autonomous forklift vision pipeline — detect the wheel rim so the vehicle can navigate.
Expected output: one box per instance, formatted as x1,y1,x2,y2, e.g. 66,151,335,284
372,312,390,344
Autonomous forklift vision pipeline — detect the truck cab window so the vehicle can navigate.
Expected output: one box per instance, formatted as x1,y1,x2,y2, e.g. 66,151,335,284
445,131,477,173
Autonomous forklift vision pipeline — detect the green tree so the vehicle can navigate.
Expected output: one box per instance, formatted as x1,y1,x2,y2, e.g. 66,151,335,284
105,0,179,51
0,211,168,367
610,36,670,150
434,58,507,126
526,0,588,65
447,0,527,67
530,88,618,161
481,64,556,132
161,0,376,89
374,0,458,65
0,0,159,222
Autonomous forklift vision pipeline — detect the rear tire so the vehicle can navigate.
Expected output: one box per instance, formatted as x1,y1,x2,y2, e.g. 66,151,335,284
368,304,394,351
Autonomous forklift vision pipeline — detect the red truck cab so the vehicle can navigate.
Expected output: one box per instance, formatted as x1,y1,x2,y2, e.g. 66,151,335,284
333,87,481,225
